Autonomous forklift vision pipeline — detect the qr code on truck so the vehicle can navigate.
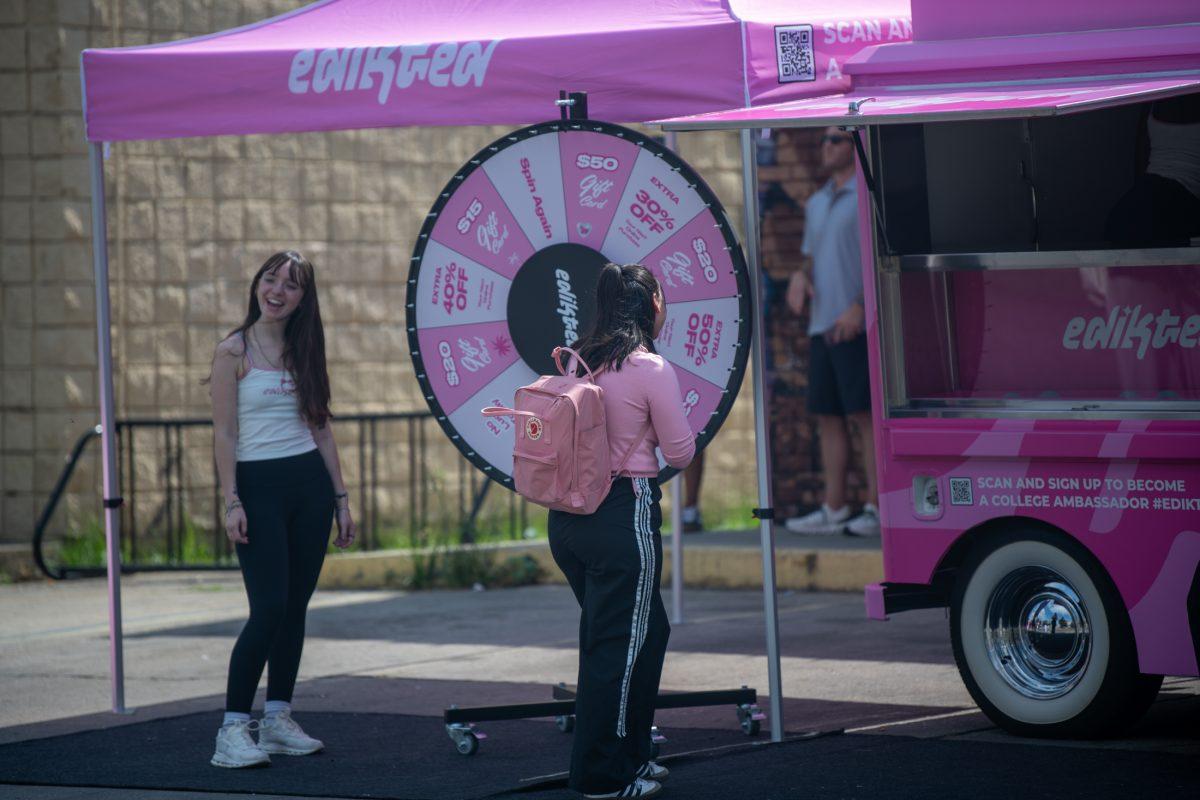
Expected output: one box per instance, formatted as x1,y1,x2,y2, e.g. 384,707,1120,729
776,25,815,83
949,477,973,506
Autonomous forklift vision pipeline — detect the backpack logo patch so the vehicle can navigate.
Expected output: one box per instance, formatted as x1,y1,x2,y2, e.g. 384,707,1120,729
525,417,544,441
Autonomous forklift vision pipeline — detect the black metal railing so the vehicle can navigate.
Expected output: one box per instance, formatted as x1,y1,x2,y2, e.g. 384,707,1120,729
33,412,530,579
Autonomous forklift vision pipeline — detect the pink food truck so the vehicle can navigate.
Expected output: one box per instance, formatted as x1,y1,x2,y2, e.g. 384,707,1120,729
665,0,1200,737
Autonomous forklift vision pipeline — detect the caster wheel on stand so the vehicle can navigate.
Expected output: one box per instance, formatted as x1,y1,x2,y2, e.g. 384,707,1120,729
456,733,479,756
737,703,765,736
555,714,576,733
446,723,485,756
650,725,667,759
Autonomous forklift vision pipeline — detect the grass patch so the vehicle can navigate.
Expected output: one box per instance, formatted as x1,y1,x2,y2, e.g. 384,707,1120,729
49,515,236,570
50,513,545,591
406,547,543,591
662,497,757,534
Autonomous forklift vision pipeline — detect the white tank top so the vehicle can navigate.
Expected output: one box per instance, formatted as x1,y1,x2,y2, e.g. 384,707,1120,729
1147,114,1200,200
235,336,317,462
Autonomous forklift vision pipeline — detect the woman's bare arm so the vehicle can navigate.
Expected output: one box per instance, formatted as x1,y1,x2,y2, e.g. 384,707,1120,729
312,421,356,548
210,338,245,541
311,422,348,498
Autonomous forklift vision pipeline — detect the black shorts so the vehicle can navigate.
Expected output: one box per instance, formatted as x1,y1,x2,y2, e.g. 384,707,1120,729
807,333,871,416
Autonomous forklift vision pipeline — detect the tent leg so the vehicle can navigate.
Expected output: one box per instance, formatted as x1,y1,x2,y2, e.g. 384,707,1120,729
89,141,126,715
739,129,783,742
663,130,685,628
670,474,684,625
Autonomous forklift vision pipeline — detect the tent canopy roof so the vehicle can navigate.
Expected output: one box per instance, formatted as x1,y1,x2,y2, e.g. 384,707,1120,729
81,0,910,142
659,72,1200,131
660,20,1200,130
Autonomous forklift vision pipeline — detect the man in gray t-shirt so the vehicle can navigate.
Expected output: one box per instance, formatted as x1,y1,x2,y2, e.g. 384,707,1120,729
783,127,878,537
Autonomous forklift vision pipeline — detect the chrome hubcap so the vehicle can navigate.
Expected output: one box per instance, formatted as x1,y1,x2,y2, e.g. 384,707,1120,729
984,566,1091,699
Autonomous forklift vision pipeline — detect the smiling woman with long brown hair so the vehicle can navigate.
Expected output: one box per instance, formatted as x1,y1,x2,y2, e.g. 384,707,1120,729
207,251,356,768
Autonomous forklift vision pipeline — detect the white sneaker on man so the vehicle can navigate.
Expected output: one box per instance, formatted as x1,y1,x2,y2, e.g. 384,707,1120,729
257,711,324,755
636,760,669,781
846,503,881,537
211,720,271,768
583,777,662,798
783,504,850,535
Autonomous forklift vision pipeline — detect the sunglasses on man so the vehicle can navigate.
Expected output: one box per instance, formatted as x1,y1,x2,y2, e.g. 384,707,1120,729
820,134,852,145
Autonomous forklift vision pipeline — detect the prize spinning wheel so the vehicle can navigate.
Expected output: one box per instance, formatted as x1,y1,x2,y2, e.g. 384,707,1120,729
407,120,751,485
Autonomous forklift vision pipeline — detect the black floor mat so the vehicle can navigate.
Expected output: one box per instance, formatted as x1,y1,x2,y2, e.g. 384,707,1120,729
496,732,1200,800
0,710,754,799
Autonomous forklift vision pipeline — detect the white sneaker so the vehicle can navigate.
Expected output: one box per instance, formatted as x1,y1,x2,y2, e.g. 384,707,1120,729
211,720,271,768
636,760,669,780
257,710,324,755
783,504,850,535
846,504,881,537
583,778,662,798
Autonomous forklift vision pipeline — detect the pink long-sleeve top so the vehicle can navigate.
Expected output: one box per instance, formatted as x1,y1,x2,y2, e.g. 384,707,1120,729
595,348,695,477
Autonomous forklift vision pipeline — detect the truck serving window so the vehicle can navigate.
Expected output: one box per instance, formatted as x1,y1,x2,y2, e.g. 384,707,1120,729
870,95,1200,418
872,100,1195,254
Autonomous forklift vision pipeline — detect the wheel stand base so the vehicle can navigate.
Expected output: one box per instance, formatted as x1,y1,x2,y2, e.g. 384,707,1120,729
444,685,765,755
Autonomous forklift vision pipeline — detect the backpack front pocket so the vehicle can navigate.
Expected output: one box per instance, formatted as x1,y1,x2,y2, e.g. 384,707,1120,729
513,450,560,505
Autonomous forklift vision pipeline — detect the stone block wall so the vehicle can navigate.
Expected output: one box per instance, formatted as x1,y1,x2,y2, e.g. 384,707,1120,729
0,0,758,549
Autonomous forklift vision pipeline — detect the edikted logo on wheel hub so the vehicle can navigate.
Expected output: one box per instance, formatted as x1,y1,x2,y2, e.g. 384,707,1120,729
507,242,606,376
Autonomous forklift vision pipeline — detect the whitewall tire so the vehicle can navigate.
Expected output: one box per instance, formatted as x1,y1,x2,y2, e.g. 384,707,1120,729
950,529,1161,737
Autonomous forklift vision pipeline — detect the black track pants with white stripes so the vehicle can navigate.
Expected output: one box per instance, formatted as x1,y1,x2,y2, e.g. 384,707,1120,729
548,477,670,795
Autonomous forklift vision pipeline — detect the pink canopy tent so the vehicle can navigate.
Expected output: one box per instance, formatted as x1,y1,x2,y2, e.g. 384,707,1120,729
81,0,911,140
80,0,913,736
661,0,1200,131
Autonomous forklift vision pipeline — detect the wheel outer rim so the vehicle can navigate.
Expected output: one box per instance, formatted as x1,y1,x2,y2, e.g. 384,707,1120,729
983,566,1092,700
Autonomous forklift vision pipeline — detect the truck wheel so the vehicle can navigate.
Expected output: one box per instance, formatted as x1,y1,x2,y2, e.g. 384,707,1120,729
950,530,1161,738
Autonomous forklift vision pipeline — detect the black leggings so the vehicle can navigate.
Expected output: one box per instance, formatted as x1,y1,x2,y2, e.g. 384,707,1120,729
225,449,334,713
548,478,670,795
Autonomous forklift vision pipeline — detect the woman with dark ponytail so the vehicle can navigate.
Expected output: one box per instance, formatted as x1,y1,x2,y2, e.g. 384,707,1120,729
207,251,355,768
550,263,695,799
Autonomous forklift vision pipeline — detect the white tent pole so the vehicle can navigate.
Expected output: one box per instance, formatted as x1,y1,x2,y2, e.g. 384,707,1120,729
739,128,784,742
669,475,684,625
88,141,126,714
663,130,685,627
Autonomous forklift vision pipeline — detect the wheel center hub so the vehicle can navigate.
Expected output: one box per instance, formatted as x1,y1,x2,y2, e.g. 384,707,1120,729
985,568,1092,700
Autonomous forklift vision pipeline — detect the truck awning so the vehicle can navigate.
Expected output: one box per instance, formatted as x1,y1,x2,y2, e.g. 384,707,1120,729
658,71,1200,130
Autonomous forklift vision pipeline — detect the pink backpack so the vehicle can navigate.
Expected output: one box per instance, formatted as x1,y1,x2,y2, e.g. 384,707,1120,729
482,347,648,515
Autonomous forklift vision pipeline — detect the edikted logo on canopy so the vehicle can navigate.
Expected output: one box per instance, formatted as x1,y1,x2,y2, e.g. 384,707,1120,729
288,41,502,104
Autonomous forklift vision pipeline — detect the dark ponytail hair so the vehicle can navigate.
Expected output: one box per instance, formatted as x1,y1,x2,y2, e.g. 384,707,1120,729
222,251,333,428
572,263,660,374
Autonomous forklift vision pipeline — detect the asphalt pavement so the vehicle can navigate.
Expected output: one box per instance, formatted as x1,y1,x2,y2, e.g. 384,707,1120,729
0,574,1195,799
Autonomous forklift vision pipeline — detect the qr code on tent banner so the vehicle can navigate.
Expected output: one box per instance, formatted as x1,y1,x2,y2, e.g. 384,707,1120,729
776,24,815,83
949,477,974,506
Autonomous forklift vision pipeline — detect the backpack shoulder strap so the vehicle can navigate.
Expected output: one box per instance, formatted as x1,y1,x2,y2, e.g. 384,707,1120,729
554,346,596,382
612,419,653,477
